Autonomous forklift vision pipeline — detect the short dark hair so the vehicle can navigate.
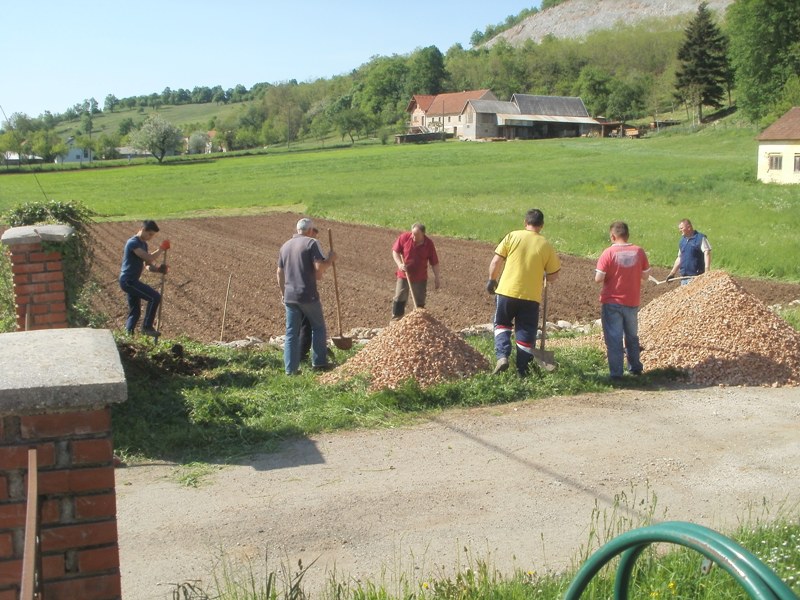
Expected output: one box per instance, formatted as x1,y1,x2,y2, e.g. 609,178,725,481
610,221,629,240
525,209,544,227
142,220,159,232
411,222,426,233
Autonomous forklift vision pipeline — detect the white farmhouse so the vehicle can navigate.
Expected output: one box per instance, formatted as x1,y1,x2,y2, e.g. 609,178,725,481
55,137,93,164
756,107,800,184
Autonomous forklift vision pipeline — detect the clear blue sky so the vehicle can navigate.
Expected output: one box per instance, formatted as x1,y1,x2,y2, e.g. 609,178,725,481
1,1,540,119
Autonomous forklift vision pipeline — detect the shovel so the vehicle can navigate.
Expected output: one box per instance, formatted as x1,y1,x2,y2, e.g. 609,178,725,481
531,277,557,372
152,249,167,343
648,274,693,285
399,257,419,310
327,229,353,350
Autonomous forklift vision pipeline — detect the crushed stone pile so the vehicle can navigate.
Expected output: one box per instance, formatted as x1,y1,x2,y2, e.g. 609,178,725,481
639,271,800,386
319,309,489,391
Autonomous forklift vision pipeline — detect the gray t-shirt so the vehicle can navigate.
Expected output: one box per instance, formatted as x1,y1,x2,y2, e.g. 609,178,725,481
278,234,325,303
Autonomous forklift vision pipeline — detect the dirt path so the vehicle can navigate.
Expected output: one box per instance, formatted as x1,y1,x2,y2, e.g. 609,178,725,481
89,214,800,342
116,386,800,599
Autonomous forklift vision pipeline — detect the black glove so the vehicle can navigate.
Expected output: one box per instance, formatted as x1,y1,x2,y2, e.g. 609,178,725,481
486,279,498,294
156,263,169,274
665,274,674,282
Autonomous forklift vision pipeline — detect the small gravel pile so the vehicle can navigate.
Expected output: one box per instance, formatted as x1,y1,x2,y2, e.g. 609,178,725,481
319,309,489,390
639,271,800,386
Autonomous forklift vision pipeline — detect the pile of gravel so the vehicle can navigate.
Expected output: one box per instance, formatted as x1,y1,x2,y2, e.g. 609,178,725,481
639,271,800,386
319,309,489,391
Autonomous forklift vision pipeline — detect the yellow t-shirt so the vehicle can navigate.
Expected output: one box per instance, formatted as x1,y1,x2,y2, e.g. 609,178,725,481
494,230,560,302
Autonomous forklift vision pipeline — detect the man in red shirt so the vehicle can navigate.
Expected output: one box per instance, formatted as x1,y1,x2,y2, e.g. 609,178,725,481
391,223,441,320
594,221,651,381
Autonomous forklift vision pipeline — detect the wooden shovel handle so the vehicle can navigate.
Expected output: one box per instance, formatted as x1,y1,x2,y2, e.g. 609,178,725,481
327,229,344,336
400,257,418,309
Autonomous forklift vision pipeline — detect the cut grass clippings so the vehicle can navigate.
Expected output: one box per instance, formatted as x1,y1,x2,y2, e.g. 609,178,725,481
113,333,619,463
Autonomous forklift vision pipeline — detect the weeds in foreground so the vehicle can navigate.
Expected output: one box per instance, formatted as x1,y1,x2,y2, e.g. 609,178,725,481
166,493,800,600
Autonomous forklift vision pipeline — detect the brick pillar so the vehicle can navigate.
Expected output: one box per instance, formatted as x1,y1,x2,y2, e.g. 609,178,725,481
0,328,127,600
1,225,74,331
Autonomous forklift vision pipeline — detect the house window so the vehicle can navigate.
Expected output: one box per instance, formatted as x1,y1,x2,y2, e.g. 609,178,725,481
768,154,782,170
795,155,800,172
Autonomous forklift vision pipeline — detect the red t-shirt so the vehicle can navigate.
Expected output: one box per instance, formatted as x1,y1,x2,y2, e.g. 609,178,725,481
393,232,439,282
596,243,650,306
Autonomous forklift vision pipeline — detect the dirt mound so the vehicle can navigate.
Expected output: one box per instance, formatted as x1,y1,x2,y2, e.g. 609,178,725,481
320,309,489,390
639,271,800,386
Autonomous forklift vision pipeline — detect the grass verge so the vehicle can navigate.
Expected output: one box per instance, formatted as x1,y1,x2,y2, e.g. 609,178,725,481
113,332,632,463
162,489,800,599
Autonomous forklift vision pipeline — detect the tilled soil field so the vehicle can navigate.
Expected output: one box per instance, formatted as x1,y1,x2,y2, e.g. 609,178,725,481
89,213,800,343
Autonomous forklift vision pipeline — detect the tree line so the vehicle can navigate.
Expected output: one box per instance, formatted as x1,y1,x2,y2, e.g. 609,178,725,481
2,0,798,164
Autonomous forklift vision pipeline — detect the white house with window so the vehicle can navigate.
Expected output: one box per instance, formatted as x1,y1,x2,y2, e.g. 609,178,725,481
756,107,800,184
55,136,93,164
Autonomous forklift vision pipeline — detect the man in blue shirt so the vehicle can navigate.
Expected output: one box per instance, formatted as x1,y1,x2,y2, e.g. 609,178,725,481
666,219,712,284
277,218,336,375
119,220,170,336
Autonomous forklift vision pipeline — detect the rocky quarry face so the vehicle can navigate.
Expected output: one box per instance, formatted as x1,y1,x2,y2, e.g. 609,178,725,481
639,271,800,386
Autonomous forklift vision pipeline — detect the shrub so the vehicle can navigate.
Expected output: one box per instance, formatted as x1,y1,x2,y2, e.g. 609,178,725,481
2,199,101,327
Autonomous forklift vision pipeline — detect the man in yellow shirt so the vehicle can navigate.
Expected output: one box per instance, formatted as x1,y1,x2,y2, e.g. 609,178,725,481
487,209,561,376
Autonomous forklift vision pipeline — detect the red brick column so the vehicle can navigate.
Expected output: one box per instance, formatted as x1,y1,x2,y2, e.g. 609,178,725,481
0,328,126,600
1,225,73,331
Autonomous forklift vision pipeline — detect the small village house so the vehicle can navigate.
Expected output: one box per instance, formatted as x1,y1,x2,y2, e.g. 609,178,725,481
406,90,497,136
54,136,93,164
756,107,800,184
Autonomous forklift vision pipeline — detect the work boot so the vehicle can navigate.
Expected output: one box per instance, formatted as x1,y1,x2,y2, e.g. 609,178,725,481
492,357,509,375
391,300,406,321
141,326,161,338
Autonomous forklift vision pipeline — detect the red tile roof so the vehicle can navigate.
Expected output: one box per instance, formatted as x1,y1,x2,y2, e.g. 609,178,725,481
407,89,496,116
407,95,436,113
757,107,800,141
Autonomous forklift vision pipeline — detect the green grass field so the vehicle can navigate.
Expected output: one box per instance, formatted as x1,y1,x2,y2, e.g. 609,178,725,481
2,125,799,279
54,102,245,139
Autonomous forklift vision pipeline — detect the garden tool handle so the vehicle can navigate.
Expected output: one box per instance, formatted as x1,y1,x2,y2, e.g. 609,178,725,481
328,229,344,336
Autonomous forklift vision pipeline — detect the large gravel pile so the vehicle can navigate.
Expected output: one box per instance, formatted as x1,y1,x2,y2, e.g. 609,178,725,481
639,271,800,386
320,309,489,390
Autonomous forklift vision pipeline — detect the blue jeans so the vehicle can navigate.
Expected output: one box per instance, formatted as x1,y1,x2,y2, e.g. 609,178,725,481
284,301,328,374
120,279,161,333
493,294,540,375
601,303,642,377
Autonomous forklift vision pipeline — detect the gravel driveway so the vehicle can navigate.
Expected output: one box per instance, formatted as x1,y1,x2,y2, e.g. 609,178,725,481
116,385,800,599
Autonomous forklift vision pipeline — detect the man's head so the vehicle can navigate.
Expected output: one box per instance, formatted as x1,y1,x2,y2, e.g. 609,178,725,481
296,218,315,235
525,209,544,228
609,221,630,242
678,219,694,237
139,220,159,241
411,222,426,243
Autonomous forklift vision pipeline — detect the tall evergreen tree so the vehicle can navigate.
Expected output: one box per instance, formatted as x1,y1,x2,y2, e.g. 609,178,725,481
674,2,730,123
727,0,800,123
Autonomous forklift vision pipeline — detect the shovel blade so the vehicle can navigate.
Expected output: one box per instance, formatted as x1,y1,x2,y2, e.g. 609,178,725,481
332,336,353,350
532,349,557,371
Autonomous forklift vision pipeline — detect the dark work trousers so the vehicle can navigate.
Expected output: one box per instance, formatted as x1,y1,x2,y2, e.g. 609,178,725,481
493,294,540,375
120,279,161,333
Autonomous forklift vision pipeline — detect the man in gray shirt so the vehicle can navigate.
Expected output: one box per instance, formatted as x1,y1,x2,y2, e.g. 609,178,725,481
277,218,337,374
